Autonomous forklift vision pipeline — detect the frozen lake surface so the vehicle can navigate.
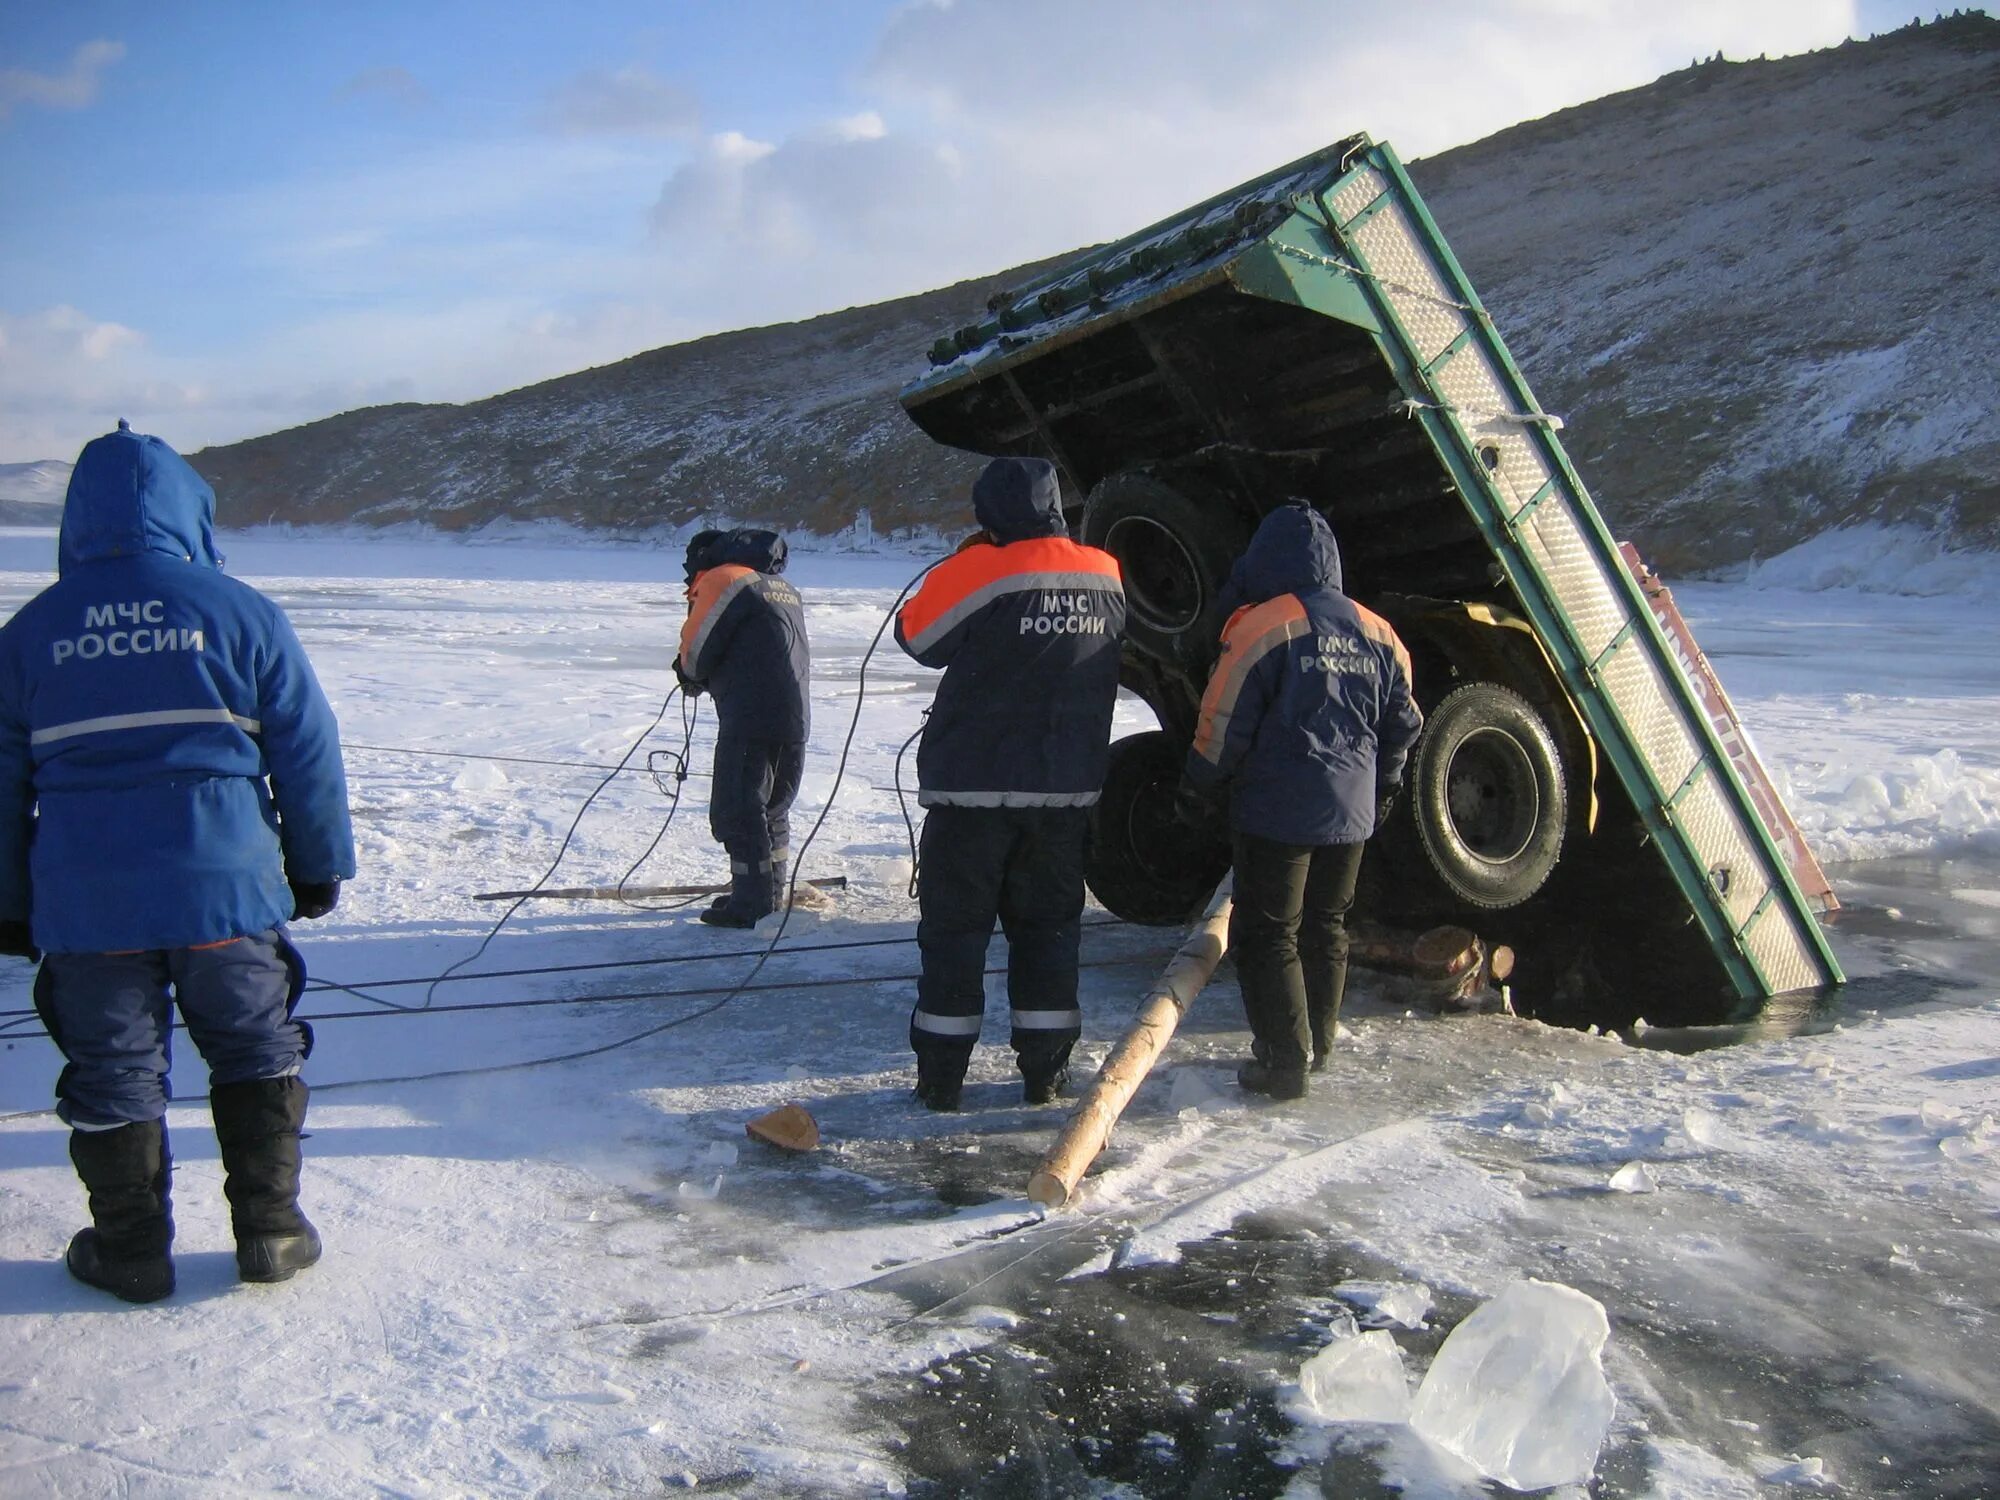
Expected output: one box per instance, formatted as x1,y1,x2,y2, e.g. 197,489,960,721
0,527,1995,1497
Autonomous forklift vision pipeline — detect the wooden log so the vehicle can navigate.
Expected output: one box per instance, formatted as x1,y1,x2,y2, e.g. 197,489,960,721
1027,877,1234,1210
474,875,849,902
1353,920,1515,1011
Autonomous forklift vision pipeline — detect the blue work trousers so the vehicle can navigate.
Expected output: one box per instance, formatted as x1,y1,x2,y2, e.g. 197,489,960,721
33,929,309,1127
709,732,804,881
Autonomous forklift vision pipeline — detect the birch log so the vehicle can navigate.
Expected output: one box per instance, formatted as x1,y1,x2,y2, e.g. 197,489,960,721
1027,876,1234,1209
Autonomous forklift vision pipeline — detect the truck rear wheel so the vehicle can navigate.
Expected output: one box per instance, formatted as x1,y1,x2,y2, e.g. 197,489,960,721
1411,683,1567,909
1082,471,1248,676
1086,731,1230,925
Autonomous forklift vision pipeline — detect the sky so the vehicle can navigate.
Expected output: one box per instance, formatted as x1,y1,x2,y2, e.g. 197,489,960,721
0,0,1966,465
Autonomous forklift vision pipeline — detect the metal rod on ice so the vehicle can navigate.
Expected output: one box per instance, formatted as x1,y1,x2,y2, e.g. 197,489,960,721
474,876,849,901
1027,876,1233,1210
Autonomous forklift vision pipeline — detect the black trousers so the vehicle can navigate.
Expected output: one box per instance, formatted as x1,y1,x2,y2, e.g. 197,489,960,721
911,804,1088,1081
1229,832,1364,1073
708,732,804,879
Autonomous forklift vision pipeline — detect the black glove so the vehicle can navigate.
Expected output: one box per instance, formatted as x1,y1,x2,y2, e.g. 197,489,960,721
0,919,39,961
289,878,340,921
1171,779,1221,836
1375,780,1402,830
674,661,704,699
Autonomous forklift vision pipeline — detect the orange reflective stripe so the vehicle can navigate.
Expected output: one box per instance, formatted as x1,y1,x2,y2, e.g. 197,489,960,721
679,565,756,673
1191,595,1309,764
1353,602,1413,681
106,937,244,954
898,537,1121,653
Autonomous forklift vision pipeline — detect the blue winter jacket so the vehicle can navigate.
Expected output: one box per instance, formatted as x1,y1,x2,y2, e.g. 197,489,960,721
895,457,1126,807
0,426,356,953
677,529,811,742
1185,504,1424,845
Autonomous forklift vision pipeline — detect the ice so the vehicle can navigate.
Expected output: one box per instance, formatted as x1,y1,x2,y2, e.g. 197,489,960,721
1408,1280,1615,1491
1760,1454,1833,1487
1166,1067,1226,1112
5,533,2000,1495
1608,1161,1657,1194
1681,1105,1728,1149
450,761,510,792
1299,1330,1412,1424
1333,1279,1432,1330
1918,1099,1962,1131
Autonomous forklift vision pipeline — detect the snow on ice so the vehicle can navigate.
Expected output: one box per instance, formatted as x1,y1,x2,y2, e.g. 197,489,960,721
0,523,1996,1496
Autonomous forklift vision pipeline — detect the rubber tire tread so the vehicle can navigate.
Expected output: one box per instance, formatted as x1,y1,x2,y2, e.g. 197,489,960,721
1410,681,1567,910
1085,730,1230,926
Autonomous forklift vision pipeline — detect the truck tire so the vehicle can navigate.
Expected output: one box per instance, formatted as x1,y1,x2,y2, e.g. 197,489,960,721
1082,471,1249,675
1085,731,1230,925
1410,683,1567,909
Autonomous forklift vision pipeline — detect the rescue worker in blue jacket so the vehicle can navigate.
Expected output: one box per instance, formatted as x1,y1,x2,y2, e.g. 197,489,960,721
0,422,356,1303
1182,501,1423,1101
894,456,1126,1110
677,527,811,927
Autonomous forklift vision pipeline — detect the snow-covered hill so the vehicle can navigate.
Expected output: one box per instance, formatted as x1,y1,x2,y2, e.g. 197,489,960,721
183,15,1999,569
0,460,71,525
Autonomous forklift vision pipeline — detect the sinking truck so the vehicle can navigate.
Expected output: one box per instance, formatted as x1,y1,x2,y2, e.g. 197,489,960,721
898,135,1842,1025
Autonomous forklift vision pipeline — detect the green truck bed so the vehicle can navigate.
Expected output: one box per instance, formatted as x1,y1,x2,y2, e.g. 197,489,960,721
902,135,1840,1008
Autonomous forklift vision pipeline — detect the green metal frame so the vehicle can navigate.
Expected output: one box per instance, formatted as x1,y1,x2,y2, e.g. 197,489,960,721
1253,141,1840,998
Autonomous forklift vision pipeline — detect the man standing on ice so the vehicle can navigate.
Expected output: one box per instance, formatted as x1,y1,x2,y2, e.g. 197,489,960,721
894,456,1125,1110
0,422,355,1303
1181,501,1422,1100
677,527,811,927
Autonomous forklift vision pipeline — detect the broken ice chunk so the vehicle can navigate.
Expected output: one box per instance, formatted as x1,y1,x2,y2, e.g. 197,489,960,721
1608,1162,1657,1194
1760,1454,1831,1487
1299,1330,1412,1423
1332,1280,1432,1330
1918,1099,1962,1132
959,1306,1022,1330
1681,1106,1727,1149
1408,1280,1615,1491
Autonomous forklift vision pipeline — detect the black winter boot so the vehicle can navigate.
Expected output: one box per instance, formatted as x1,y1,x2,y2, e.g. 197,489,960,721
700,866,773,928
1020,1044,1074,1106
1236,1058,1309,1102
66,1119,175,1303
211,1076,321,1283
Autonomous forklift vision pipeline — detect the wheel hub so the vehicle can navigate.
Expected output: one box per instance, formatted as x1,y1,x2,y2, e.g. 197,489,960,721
1102,515,1203,633
1444,728,1541,863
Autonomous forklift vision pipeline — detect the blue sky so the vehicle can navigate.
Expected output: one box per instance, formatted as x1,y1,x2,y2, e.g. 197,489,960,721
0,0,1954,463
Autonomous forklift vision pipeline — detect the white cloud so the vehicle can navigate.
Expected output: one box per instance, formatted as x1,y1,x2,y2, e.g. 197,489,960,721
625,0,1863,344
1,2,1877,460
0,306,202,460
541,65,700,138
0,39,125,121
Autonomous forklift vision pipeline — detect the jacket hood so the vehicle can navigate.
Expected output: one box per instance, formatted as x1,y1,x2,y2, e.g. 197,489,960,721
1234,502,1342,603
710,528,788,575
972,456,1066,543
58,423,223,576
684,528,725,583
